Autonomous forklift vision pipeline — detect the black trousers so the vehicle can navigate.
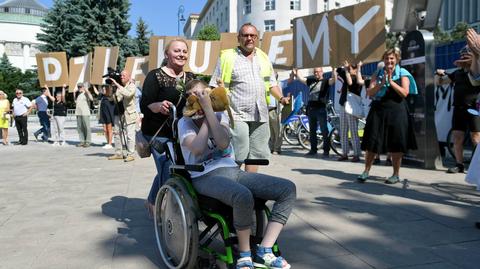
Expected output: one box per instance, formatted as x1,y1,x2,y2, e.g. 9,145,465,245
14,116,28,144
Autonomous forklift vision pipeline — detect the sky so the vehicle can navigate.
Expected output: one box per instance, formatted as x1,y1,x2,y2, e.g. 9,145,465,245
39,0,207,36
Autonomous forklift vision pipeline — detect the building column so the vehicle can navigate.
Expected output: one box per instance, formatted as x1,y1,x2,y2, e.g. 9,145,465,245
0,41,5,57
22,42,30,72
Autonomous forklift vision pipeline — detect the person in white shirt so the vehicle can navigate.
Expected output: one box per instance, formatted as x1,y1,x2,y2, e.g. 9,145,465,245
11,89,32,145
179,79,295,269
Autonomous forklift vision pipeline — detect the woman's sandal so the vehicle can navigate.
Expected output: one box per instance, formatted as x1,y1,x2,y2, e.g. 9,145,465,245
236,257,254,269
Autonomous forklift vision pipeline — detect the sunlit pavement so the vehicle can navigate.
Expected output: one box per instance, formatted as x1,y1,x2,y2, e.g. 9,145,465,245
1,120,479,269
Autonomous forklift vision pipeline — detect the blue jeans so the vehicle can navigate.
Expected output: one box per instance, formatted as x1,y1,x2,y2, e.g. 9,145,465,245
307,105,330,154
146,136,171,204
35,111,50,140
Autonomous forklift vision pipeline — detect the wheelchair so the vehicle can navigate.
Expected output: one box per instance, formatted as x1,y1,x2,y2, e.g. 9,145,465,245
153,106,281,269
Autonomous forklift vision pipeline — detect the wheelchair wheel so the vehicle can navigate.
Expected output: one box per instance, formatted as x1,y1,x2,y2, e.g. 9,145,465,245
155,177,199,269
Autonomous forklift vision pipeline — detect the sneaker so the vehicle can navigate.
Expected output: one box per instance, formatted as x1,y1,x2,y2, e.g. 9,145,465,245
385,175,400,184
76,143,84,147
60,141,66,146
254,245,290,269
447,164,464,174
357,171,369,183
52,142,59,146
33,132,40,141
351,156,360,162
108,154,124,160
83,143,91,148
337,155,348,161
124,155,135,162
102,144,113,149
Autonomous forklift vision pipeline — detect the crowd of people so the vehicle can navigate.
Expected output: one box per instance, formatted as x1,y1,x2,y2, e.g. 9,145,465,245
1,22,480,267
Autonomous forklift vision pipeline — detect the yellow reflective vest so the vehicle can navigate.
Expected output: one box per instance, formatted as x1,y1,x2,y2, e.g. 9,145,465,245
220,48,273,105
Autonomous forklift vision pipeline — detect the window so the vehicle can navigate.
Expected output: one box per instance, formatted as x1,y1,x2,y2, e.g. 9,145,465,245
264,20,275,32
265,0,275,11
4,7,9,12
25,8,30,14
244,0,251,14
290,0,301,10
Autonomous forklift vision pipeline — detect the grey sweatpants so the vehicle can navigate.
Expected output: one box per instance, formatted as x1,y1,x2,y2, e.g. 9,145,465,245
76,115,91,144
192,167,296,230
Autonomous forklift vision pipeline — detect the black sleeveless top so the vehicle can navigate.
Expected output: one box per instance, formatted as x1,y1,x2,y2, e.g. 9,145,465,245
53,101,67,116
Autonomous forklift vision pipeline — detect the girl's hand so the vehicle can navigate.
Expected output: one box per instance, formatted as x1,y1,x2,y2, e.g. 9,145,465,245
197,88,212,112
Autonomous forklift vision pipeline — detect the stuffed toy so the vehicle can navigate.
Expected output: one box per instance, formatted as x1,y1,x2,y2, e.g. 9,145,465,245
183,86,234,128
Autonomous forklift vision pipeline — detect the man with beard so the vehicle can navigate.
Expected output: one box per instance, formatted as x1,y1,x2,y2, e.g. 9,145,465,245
436,45,480,173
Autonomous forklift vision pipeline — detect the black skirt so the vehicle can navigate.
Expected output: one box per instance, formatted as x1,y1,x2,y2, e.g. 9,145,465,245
99,98,115,125
361,98,417,154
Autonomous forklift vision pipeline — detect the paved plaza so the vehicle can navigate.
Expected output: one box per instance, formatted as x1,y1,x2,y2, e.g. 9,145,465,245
1,120,480,269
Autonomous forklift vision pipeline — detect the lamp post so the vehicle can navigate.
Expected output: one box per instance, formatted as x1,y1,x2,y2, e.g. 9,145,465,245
177,5,186,36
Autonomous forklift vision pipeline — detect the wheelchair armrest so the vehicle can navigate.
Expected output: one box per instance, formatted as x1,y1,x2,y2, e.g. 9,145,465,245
170,164,205,172
243,159,269,166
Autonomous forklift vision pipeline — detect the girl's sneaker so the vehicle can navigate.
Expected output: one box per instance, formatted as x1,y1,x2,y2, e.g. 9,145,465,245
254,245,290,269
52,142,59,146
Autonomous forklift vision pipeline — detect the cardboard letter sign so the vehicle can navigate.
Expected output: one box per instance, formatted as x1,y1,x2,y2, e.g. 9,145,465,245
68,53,92,92
294,0,385,68
185,40,221,75
36,52,68,87
125,56,149,87
261,29,294,69
148,36,180,71
91,46,119,85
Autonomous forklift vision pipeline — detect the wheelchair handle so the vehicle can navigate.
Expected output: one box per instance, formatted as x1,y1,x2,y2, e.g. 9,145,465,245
170,164,205,172
243,159,269,166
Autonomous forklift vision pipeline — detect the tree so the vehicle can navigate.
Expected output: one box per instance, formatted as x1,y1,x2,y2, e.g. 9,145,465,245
38,0,133,67
0,53,23,100
196,24,220,41
135,17,151,56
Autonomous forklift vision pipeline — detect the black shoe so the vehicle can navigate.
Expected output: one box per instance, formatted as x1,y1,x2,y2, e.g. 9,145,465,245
373,158,381,165
447,164,464,174
322,152,330,158
305,151,317,156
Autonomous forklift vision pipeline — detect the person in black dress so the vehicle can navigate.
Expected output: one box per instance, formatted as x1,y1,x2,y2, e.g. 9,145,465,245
97,85,115,149
140,38,196,216
358,48,417,184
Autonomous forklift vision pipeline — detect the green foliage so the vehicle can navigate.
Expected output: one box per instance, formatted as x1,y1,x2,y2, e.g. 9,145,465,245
450,22,469,41
433,26,451,44
196,24,220,41
0,53,41,101
38,0,133,67
135,17,151,56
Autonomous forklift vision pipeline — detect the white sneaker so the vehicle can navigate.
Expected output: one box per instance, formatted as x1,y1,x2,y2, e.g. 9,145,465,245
52,142,59,146
60,141,66,146
102,144,113,149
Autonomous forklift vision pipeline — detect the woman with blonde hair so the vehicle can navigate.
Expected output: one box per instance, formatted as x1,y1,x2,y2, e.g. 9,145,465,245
140,38,196,216
358,48,418,184
0,90,10,145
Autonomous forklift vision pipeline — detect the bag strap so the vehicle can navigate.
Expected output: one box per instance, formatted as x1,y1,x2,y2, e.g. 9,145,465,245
149,70,187,145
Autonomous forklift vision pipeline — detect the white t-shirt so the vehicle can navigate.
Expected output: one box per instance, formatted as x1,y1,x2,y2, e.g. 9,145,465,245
178,112,237,178
12,97,32,116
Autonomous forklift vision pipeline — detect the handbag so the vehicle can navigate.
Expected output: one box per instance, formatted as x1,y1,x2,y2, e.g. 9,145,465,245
345,92,364,118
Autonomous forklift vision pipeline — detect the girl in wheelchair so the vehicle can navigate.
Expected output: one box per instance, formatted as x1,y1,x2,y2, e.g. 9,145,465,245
178,80,296,269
